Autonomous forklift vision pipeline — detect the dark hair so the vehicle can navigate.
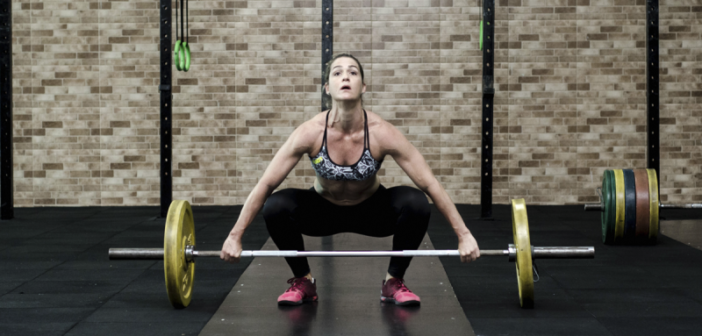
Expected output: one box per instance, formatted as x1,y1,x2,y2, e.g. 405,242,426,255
321,53,365,110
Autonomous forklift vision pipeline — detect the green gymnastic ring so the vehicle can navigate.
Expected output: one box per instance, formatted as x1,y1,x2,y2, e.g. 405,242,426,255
174,40,183,71
183,42,191,72
178,45,185,71
479,20,483,50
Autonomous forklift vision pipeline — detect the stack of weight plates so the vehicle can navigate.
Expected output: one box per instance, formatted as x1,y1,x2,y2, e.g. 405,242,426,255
601,169,659,245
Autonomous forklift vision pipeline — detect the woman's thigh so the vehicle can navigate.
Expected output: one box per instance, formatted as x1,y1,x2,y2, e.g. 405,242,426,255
341,186,429,238
266,187,353,237
269,185,429,238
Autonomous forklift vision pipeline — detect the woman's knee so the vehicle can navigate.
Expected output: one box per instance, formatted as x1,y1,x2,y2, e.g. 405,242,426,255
393,186,431,218
262,189,298,223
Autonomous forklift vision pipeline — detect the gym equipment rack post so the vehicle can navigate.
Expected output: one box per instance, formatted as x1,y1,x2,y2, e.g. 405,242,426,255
0,0,12,219
159,0,173,217
321,0,333,111
646,0,659,185
479,0,495,220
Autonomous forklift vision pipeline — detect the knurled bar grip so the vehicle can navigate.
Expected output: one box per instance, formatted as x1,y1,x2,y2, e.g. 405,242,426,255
109,246,594,260
659,204,702,209
237,250,477,257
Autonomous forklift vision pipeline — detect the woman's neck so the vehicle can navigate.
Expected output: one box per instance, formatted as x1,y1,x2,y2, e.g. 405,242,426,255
330,102,363,133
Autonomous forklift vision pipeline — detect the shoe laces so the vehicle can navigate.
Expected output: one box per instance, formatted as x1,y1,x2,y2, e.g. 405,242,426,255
392,279,411,293
285,277,306,293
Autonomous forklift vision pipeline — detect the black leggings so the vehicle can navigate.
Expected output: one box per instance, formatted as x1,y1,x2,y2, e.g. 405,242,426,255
262,185,431,279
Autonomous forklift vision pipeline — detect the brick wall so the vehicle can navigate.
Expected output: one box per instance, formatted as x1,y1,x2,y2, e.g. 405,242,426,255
9,0,702,206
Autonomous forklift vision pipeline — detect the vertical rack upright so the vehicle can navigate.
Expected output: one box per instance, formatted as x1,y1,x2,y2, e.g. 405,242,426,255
479,0,495,219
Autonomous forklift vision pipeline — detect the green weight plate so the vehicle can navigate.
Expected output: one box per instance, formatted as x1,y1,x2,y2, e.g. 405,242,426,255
511,198,534,309
607,171,617,243
601,170,609,243
602,170,616,244
164,200,196,308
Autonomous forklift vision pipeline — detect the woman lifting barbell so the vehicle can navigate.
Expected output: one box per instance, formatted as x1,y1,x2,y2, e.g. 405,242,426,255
220,53,480,306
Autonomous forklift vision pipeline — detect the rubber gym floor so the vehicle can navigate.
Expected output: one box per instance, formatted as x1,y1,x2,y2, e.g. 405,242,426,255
1,204,701,336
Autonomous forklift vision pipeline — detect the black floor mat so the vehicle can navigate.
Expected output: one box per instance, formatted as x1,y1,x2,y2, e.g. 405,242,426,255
427,204,702,336
0,205,269,336
1,204,701,335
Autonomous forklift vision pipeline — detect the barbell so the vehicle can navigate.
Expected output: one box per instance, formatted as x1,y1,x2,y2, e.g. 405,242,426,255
584,169,702,245
108,199,594,309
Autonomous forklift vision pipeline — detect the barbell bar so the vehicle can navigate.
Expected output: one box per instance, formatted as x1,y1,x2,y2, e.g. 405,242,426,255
585,203,702,211
109,246,594,261
108,198,594,309
584,169,702,245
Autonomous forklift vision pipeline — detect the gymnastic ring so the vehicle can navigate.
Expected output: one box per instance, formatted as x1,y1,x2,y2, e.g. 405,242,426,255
183,42,191,72
174,40,183,71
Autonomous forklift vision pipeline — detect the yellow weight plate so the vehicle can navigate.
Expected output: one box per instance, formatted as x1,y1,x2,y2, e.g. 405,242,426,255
511,198,534,309
646,169,659,242
164,200,196,308
613,169,625,241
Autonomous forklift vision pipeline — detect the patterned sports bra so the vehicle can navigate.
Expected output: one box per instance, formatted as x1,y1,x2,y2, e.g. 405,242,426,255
309,110,383,181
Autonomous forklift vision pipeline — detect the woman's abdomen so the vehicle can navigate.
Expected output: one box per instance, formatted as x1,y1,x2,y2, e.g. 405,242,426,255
314,175,379,206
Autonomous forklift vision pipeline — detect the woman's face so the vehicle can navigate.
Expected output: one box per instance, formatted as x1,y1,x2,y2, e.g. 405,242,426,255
325,57,366,104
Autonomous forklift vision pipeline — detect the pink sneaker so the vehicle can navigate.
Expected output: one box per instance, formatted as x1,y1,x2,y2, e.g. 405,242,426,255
381,278,421,306
277,277,318,306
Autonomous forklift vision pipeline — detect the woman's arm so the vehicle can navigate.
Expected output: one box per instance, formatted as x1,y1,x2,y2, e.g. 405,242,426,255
379,122,480,262
221,122,317,262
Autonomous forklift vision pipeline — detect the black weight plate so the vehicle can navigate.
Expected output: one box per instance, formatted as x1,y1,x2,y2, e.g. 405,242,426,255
623,169,637,240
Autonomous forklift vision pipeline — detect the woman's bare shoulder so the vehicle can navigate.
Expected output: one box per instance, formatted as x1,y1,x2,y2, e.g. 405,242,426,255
303,111,327,133
291,112,326,149
365,110,404,149
365,110,389,130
